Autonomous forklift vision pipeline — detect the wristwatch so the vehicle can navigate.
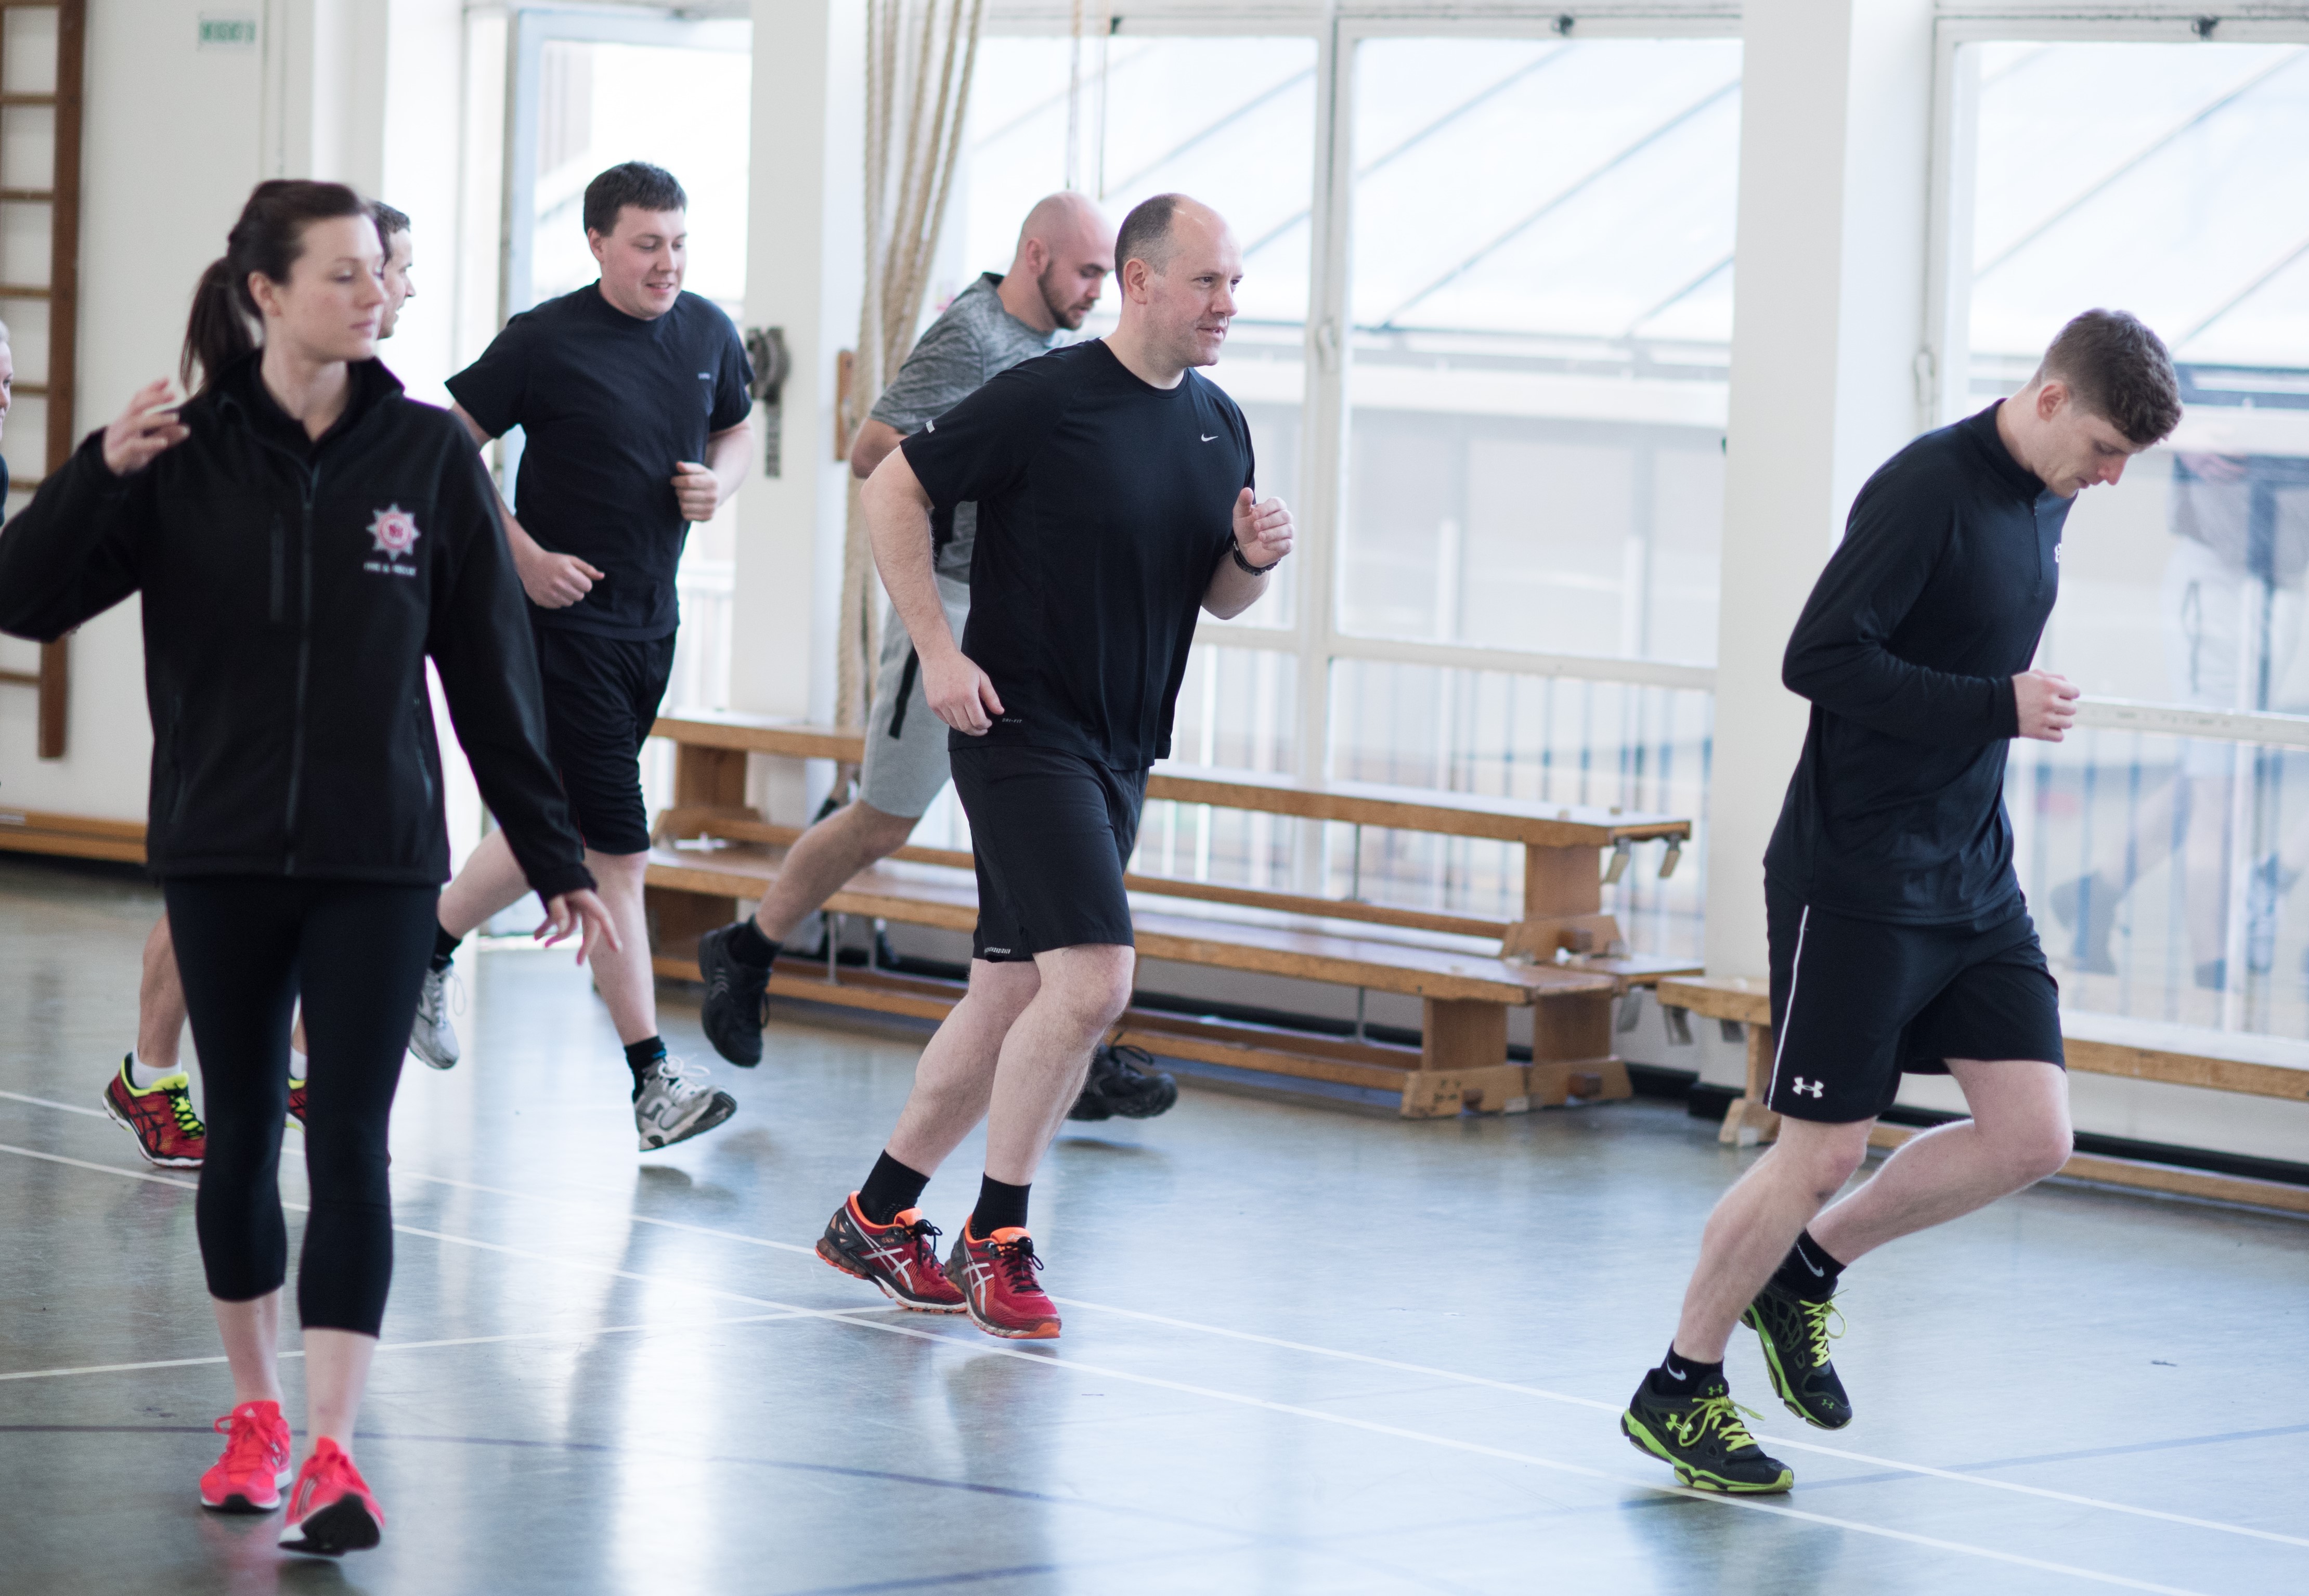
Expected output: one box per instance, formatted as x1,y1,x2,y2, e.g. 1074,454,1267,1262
1229,538,1280,575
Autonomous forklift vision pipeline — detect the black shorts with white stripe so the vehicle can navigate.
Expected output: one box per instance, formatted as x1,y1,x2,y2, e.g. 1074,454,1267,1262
1761,885,2065,1124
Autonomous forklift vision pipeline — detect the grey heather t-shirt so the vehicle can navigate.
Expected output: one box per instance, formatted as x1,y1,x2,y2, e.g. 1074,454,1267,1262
870,271,1061,582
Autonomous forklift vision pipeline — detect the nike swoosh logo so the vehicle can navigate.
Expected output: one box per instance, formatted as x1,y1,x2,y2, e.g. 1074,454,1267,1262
1664,1360,1686,1380
1200,434,1217,443
1802,1254,1825,1277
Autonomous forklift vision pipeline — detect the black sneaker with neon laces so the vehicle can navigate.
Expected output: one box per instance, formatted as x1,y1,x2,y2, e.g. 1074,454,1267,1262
1743,1278,1852,1430
1622,1373,1794,1493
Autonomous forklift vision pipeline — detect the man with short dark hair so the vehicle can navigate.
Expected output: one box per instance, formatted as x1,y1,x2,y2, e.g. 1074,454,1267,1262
1620,309,2182,1494
417,161,755,1151
809,193,1293,1339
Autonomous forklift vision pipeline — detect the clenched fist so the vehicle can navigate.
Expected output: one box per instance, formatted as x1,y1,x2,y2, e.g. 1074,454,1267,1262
1233,488,1293,569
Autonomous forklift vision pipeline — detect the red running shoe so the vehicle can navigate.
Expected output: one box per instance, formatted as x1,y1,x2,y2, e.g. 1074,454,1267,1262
101,1056,205,1169
286,1076,307,1132
278,1437,384,1556
816,1194,965,1312
946,1223,1061,1340
199,1399,292,1513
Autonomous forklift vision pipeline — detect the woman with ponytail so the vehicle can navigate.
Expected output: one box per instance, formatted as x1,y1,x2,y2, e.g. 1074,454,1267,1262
0,179,614,1557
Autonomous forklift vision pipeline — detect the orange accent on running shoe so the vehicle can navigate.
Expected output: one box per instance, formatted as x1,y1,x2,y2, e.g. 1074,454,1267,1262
102,1059,206,1169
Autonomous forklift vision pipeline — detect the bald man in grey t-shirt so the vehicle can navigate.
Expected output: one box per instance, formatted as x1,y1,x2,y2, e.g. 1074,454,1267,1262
699,197,1148,1073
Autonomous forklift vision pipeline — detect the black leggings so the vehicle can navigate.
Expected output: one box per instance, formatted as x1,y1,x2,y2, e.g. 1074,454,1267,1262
164,876,439,1336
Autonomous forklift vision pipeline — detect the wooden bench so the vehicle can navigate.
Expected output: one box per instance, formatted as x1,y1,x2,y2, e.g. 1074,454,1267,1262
1657,975,2309,1215
645,710,1700,1118
0,807,146,864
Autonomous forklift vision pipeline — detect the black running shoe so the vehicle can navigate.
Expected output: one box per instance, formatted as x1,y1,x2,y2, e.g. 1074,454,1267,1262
1743,1280,1852,1430
1622,1373,1794,1494
1067,1043,1178,1121
697,921,770,1067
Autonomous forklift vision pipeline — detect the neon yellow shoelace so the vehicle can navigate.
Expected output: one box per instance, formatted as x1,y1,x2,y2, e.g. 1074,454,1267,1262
1801,1297,1846,1367
1672,1394,1768,1454
163,1082,204,1136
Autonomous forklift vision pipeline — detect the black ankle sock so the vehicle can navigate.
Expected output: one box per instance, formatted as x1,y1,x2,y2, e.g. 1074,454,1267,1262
430,924,463,973
624,1036,667,1095
727,918,780,970
1772,1229,1846,1301
969,1174,1030,1237
1649,1345,1724,1398
857,1151,932,1226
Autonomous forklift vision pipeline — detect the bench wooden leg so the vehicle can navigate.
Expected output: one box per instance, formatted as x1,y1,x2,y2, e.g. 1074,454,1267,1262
1718,1021,1783,1146
1402,998,1523,1118
674,744,749,810
645,885,740,956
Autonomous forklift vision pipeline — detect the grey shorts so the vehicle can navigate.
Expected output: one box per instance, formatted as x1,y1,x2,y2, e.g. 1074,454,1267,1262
859,580,970,819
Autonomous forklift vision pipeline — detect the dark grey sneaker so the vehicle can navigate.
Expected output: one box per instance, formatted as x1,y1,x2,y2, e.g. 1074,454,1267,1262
1067,1044,1178,1122
697,921,769,1067
1622,1373,1793,1494
1743,1280,1852,1430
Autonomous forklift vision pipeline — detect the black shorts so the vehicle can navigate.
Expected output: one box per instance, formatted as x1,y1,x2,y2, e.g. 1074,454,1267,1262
1765,886,2064,1124
950,744,1147,961
531,624,677,856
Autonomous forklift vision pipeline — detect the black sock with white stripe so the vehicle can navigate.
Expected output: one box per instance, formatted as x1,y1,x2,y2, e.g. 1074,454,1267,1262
1649,1345,1723,1398
1771,1229,1846,1301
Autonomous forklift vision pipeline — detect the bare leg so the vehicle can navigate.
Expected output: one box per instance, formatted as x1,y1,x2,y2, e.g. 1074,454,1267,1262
752,801,921,942
583,849,658,1046
212,1289,284,1407
302,1329,378,1449
434,827,534,940
1671,1120,1872,1363
982,944,1135,1183
1807,1059,2071,1264
885,958,1044,1173
139,915,187,1069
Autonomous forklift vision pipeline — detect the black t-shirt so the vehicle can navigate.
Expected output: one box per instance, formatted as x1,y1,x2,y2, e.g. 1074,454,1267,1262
447,284,752,639
901,340,1252,769
1765,403,2072,927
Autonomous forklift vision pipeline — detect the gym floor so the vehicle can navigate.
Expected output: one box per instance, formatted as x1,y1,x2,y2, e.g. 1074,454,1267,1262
1,855,2304,1595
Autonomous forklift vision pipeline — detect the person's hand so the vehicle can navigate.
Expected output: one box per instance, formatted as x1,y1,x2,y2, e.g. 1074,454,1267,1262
2014,669,2080,742
671,461,724,522
535,888,621,965
103,380,191,476
923,647,1003,735
516,543,604,608
1232,488,1293,569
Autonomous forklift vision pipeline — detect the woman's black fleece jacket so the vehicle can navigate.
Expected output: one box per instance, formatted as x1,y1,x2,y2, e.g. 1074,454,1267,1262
0,354,593,900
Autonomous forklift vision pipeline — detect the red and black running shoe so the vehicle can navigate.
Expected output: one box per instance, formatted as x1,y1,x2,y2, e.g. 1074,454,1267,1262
101,1056,205,1169
277,1437,384,1556
816,1193,965,1312
286,1076,307,1132
946,1223,1061,1340
200,1398,293,1512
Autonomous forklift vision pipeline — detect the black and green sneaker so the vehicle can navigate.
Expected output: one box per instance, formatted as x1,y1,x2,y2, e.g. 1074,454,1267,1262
1742,1280,1852,1430
1622,1374,1794,1494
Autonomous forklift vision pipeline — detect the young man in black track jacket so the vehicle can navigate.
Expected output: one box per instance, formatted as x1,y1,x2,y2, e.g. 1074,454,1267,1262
1620,310,2182,1495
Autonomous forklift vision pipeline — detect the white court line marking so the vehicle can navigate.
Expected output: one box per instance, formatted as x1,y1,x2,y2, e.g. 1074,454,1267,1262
0,1138,2224,1592
9,1095,2292,1556
0,1311,813,1383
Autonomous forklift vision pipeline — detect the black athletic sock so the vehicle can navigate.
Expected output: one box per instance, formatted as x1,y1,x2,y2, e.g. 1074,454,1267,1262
624,1036,668,1096
969,1174,1031,1237
857,1151,932,1226
430,924,463,974
1649,1345,1724,1398
727,918,779,970
1771,1229,1846,1301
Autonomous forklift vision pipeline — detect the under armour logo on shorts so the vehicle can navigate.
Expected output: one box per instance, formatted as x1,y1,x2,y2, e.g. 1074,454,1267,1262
1792,1077,1824,1098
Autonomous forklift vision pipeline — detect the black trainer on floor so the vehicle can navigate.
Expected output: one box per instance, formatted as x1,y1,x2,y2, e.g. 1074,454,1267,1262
697,918,777,1067
1067,1043,1178,1121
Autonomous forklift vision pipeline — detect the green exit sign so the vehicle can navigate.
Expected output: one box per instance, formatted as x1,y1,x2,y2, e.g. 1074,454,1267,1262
197,16,258,49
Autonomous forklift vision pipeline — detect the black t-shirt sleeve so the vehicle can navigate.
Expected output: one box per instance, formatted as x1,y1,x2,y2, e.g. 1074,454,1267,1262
900,356,1070,510
444,317,531,440
1782,468,2018,745
707,310,754,434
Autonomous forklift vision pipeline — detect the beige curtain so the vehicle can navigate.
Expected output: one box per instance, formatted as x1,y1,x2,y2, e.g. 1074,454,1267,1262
836,0,986,730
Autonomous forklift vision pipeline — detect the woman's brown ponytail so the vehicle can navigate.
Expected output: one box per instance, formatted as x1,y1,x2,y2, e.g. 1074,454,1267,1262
179,179,372,395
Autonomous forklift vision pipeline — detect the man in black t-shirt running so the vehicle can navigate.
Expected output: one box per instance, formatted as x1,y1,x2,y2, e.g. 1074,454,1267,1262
422,162,754,1152
1622,311,2181,1495
811,195,1294,1340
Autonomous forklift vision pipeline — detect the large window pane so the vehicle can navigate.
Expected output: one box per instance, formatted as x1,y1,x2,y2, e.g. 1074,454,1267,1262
1343,37,1740,665
960,34,1316,630
1958,41,2309,1036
